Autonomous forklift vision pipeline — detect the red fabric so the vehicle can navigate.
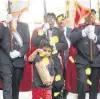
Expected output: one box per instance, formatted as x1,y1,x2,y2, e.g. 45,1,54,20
65,46,77,93
19,27,40,91
19,48,32,91
75,1,90,26
32,87,52,99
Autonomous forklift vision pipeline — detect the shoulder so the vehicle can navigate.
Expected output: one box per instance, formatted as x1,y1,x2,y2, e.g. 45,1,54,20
95,24,100,27
71,24,86,32
33,27,42,34
18,22,28,27
49,59,54,65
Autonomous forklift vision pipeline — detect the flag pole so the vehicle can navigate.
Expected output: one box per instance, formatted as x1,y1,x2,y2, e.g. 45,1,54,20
43,0,47,23
8,1,13,51
89,0,93,62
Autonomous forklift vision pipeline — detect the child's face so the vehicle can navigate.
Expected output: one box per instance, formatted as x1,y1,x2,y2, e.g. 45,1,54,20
42,46,52,57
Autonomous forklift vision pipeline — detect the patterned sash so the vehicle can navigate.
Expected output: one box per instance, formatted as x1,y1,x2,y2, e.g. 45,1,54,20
13,31,23,47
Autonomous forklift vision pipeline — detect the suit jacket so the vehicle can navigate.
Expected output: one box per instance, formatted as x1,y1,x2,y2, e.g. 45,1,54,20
0,22,30,68
70,25,100,67
66,27,72,39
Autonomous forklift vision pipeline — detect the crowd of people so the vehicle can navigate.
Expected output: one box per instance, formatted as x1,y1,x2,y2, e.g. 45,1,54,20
0,1,100,99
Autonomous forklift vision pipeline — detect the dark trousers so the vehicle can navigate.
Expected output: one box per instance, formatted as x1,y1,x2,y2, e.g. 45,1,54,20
52,67,64,99
12,67,24,99
89,67,100,99
62,66,68,99
0,64,13,99
76,64,88,99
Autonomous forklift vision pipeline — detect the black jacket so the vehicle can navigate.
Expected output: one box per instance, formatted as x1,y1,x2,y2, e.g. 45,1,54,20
70,25,100,67
0,22,30,68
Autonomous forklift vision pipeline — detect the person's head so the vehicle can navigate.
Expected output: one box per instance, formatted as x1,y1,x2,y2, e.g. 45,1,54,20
56,14,66,29
39,39,53,58
46,13,56,28
85,9,96,24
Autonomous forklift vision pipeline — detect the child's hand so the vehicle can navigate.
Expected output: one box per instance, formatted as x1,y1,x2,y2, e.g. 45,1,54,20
37,49,44,53
45,81,52,86
37,49,46,57
43,77,53,86
43,80,52,86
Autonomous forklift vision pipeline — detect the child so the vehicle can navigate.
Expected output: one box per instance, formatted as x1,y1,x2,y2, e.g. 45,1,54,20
28,39,55,99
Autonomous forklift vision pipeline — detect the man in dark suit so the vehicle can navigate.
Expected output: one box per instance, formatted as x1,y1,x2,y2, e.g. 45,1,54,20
56,14,71,99
70,9,100,99
32,13,68,99
10,22,30,99
0,1,30,99
0,21,29,99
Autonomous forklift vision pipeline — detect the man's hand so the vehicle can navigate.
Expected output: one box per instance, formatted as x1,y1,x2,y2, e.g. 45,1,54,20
87,32,97,42
87,25,95,33
82,25,90,37
37,48,44,53
86,25,97,42
10,50,21,59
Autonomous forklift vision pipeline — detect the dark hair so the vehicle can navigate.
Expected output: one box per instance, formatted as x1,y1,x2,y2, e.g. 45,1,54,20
47,13,56,19
39,39,53,51
91,9,96,14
